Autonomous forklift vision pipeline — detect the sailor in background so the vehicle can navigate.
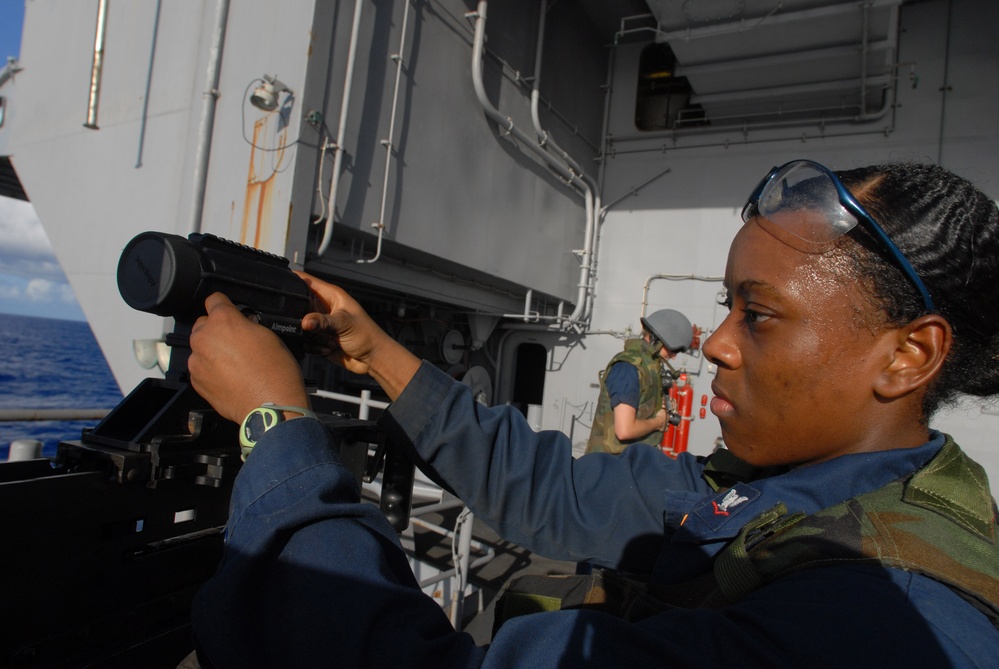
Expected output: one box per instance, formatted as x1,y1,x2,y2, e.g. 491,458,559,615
585,309,692,455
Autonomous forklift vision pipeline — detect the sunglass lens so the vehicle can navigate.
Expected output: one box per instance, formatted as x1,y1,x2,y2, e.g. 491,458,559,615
756,162,857,243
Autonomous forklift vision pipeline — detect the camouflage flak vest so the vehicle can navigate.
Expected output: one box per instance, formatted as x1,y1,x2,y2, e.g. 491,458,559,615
494,437,999,632
586,339,663,455
705,437,999,626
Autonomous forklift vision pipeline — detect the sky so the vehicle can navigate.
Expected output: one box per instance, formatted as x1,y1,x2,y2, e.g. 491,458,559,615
0,1,86,321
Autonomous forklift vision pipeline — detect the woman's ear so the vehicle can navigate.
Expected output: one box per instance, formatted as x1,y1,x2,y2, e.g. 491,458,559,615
875,314,953,399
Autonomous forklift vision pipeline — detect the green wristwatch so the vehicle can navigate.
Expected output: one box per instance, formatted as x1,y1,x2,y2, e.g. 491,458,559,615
239,403,316,460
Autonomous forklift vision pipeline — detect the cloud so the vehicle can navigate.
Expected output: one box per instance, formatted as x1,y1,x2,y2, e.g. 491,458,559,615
25,277,56,301
0,196,84,319
17,278,78,305
0,196,66,281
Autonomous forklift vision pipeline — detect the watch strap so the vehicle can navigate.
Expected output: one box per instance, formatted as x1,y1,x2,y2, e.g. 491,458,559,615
239,403,317,460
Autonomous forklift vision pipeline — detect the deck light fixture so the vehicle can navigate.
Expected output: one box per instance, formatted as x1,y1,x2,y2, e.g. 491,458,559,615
250,75,293,112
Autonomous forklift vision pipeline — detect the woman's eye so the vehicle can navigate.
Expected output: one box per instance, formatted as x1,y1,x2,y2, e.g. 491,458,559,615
742,308,771,325
719,291,772,325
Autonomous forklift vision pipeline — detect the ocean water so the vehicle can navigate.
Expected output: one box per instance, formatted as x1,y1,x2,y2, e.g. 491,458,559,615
0,312,123,459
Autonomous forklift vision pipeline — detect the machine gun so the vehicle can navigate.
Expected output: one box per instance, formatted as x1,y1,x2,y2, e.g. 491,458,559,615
0,232,414,668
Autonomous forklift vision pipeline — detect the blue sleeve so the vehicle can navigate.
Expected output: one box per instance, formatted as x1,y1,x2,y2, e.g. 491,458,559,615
192,417,485,669
605,361,640,408
381,362,712,571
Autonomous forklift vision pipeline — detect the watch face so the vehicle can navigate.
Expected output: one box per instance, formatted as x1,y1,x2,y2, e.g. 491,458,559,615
242,407,281,445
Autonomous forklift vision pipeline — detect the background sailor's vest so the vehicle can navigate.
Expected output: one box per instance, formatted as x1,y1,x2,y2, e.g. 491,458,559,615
586,339,663,455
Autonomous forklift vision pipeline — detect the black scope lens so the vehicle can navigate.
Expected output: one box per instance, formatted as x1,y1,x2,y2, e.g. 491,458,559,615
117,232,203,319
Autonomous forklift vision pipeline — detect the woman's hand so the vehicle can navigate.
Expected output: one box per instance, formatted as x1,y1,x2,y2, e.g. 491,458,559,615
189,292,309,424
296,272,421,401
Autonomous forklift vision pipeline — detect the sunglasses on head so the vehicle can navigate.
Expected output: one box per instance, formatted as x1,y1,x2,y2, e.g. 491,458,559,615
742,160,935,312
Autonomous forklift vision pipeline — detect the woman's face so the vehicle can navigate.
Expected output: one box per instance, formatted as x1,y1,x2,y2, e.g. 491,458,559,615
703,218,897,467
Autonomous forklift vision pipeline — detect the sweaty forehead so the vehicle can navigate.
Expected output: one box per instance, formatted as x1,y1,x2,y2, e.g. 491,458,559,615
727,220,854,302
751,213,838,255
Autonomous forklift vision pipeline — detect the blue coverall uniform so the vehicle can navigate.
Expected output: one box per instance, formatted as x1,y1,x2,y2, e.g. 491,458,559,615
193,362,999,668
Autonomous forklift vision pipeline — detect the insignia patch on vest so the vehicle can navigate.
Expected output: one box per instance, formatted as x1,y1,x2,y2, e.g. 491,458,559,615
713,489,750,516
693,484,761,532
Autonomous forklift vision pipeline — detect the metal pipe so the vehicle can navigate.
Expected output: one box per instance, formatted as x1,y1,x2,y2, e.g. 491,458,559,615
654,0,903,43
135,0,162,167
591,39,617,306
358,0,412,264
640,273,723,317
689,75,892,107
674,41,894,79
471,3,576,185
409,497,465,517
410,541,495,585
409,513,496,607
413,551,495,587
602,166,672,213
610,1,899,144
83,0,109,130
450,508,475,627
860,2,870,115
529,0,600,328
530,1,582,175
937,0,953,164
471,1,594,329
311,388,390,416
609,126,897,157
188,0,230,235
608,80,897,148
0,409,112,421
317,0,364,256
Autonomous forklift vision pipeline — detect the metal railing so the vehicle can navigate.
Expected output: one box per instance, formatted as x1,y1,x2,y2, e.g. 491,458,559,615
0,409,111,421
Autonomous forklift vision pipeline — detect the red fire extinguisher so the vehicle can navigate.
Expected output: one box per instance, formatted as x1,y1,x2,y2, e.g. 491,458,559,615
675,373,694,455
661,373,694,458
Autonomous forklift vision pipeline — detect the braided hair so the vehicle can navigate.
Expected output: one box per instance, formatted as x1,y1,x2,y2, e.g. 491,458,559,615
836,162,999,416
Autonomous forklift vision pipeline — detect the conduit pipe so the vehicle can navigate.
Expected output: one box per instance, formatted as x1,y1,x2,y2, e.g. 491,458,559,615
861,2,871,115
471,4,578,188
530,0,601,327
188,0,230,235
358,0,412,264
611,90,895,145
619,1,898,136
135,0,163,168
936,0,953,165
530,1,584,177
674,41,894,79
640,273,723,318
83,0,109,130
470,1,595,329
317,0,364,256
653,0,903,44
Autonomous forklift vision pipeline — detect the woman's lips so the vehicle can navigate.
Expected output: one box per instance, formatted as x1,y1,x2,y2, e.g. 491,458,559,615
710,384,735,417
